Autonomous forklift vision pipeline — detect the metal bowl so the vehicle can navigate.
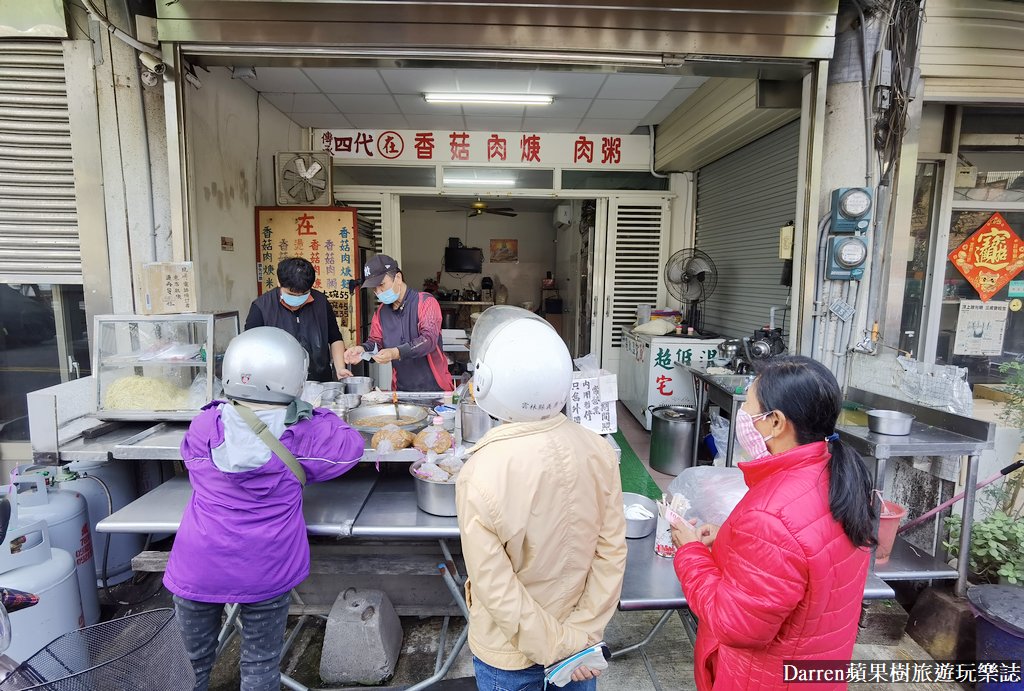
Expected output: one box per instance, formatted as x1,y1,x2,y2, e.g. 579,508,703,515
344,376,374,395
410,459,458,516
867,409,915,436
622,492,658,539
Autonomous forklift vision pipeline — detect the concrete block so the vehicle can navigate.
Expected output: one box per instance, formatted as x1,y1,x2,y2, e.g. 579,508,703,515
905,586,976,661
320,587,403,684
857,599,909,646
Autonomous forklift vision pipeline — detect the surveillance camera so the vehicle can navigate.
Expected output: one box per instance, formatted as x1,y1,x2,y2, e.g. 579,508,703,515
138,53,166,75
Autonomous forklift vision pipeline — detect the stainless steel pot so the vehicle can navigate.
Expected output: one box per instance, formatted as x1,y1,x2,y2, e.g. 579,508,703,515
410,460,458,516
461,401,500,443
344,376,374,395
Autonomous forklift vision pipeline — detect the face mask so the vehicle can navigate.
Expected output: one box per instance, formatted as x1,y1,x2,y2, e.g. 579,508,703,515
376,287,399,304
280,291,310,308
735,409,774,460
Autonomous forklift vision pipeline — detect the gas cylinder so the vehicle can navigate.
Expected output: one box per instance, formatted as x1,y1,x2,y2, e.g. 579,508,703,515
10,472,99,625
0,498,83,663
58,460,145,586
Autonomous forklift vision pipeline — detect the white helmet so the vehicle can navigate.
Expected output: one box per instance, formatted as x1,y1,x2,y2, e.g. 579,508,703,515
471,306,572,423
222,327,308,404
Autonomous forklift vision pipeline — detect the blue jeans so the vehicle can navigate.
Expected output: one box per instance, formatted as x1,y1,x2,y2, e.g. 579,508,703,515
173,592,291,691
473,657,599,691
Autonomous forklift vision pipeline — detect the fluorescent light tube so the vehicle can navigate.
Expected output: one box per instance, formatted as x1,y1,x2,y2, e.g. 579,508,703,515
443,177,517,186
424,93,553,105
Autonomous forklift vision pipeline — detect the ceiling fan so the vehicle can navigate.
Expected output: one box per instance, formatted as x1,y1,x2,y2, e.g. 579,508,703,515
436,199,518,218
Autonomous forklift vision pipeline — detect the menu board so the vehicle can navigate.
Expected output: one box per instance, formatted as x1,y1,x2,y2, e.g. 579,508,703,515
255,207,361,344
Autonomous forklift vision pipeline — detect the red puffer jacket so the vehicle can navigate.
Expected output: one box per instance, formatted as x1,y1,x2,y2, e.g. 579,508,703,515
673,441,870,691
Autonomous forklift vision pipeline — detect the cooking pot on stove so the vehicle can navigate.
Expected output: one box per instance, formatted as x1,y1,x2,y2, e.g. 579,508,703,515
717,339,744,361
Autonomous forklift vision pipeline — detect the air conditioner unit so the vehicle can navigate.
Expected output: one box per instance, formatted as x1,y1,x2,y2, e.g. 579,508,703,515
553,204,572,229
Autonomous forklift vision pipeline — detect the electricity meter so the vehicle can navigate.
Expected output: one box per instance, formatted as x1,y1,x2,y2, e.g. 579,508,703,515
830,187,873,233
826,236,868,280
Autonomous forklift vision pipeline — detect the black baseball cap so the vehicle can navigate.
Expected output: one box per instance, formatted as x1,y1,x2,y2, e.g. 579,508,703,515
361,254,400,289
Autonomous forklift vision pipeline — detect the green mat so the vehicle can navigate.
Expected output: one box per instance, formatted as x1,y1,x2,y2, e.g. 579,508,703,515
613,431,663,501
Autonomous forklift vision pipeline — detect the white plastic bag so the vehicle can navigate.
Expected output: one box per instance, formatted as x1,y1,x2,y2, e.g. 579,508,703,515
667,466,749,526
632,319,676,336
187,373,222,409
708,412,752,466
572,353,601,378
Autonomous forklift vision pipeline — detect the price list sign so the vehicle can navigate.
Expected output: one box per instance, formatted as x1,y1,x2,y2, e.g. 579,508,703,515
255,207,361,344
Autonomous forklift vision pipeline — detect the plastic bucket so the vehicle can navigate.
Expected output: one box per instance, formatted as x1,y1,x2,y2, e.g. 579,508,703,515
874,500,907,564
967,585,1024,691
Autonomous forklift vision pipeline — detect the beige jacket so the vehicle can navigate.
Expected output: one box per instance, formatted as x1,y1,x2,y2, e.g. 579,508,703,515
455,414,627,670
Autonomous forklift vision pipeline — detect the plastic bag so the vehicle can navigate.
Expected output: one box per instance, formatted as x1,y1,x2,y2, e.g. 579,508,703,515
187,373,222,409
667,466,749,527
632,319,676,336
413,461,450,482
708,412,752,466
573,353,600,378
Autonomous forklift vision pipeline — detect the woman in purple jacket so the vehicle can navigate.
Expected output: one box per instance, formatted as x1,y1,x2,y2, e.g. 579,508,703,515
163,327,365,691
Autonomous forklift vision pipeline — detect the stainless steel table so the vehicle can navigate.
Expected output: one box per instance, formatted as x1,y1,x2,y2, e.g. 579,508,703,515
686,367,752,467
837,388,996,597
613,530,895,690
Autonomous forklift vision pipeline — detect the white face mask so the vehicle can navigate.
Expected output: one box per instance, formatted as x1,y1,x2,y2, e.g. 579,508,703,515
735,409,774,459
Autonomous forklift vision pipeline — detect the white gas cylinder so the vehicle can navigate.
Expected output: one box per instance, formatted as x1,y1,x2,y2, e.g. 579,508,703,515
59,460,145,586
0,514,83,663
10,473,99,625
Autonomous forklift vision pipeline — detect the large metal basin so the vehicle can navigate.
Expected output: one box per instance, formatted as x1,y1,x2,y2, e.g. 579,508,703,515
347,403,430,442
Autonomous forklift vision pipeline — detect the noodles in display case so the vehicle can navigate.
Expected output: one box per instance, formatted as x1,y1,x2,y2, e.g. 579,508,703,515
93,312,239,420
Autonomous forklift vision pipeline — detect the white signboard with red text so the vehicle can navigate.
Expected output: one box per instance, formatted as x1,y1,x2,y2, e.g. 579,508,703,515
313,129,650,169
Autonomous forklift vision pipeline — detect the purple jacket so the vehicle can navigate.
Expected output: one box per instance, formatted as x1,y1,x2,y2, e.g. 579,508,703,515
164,401,364,603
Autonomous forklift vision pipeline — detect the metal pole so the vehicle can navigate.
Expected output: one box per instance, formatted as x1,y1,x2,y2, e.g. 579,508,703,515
956,454,981,598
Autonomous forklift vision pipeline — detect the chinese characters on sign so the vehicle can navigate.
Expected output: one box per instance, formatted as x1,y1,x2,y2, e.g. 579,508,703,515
648,344,720,401
567,375,616,435
142,262,197,315
315,129,650,169
954,300,1009,356
948,212,1024,301
255,207,361,344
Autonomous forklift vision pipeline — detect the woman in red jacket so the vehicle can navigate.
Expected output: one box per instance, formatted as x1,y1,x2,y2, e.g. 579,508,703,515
672,356,876,691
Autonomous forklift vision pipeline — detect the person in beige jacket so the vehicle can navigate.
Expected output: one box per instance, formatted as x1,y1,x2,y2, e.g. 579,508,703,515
456,307,627,691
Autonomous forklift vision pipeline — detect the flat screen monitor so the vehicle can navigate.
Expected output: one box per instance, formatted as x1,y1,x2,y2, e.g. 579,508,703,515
445,247,483,273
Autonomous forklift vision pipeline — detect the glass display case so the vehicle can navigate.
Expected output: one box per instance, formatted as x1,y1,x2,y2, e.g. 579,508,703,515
93,312,239,421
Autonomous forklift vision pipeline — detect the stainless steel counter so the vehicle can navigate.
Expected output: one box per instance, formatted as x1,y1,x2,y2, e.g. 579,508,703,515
97,465,380,537
350,474,459,539
618,531,894,611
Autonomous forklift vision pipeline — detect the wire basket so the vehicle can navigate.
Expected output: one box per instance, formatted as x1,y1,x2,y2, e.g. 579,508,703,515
0,609,194,691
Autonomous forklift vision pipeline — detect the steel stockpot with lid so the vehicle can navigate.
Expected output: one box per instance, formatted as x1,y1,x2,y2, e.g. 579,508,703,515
649,405,698,476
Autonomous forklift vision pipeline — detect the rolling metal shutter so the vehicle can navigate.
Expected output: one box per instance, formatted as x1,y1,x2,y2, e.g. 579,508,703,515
695,120,798,339
0,41,81,283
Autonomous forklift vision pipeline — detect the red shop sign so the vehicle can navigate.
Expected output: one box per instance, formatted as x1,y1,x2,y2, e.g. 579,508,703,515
948,212,1024,302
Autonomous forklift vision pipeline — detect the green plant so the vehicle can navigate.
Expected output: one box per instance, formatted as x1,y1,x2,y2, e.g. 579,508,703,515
945,509,1024,584
998,361,1024,429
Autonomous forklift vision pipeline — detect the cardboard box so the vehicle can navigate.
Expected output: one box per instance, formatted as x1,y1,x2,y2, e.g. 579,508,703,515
566,368,618,435
141,262,197,315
